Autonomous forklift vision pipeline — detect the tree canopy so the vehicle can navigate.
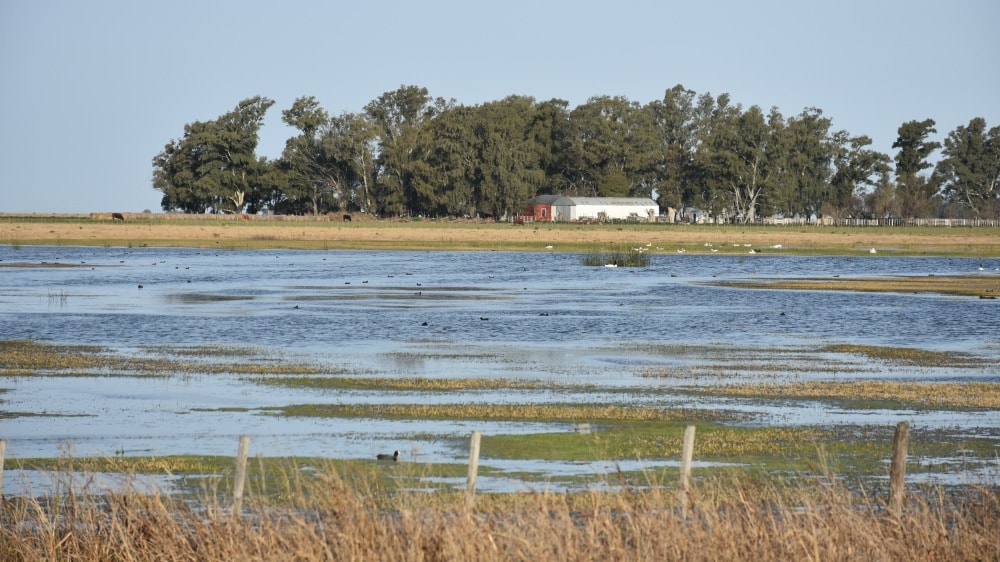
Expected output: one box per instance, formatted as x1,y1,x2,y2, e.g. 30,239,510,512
152,86,997,220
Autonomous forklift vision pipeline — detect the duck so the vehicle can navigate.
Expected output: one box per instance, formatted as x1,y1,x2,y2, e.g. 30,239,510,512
376,450,399,461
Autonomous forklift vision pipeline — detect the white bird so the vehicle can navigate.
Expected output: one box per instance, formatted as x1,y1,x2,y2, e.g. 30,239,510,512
869,248,877,254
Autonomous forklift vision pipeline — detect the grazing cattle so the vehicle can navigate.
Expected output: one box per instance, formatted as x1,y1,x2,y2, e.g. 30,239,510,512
111,213,125,221
343,214,352,222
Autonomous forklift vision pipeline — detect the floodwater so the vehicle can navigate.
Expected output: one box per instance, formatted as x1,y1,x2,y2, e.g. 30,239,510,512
1,245,998,492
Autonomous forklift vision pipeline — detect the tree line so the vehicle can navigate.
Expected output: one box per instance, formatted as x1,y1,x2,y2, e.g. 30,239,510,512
152,85,1000,221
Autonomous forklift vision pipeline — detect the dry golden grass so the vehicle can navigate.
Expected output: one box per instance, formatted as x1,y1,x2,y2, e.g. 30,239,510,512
1,469,996,561
2,214,999,255
706,381,1000,409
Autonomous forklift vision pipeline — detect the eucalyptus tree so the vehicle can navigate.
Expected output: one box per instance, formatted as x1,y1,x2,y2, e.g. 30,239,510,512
525,99,572,195
934,118,1000,218
153,96,274,213
775,108,837,217
408,105,478,216
647,84,700,211
471,96,546,218
280,96,341,215
325,112,378,213
892,119,941,217
566,96,659,198
695,103,782,222
365,85,452,216
829,133,891,216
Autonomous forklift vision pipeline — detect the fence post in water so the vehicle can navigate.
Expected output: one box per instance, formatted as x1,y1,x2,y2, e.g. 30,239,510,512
465,431,481,511
233,435,250,517
888,421,909,517
0,440,5,498
678,425,696,518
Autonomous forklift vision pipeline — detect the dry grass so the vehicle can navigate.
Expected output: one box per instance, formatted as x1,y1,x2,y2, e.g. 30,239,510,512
1,468,996,561
705,381,1000,410
2,214,999,255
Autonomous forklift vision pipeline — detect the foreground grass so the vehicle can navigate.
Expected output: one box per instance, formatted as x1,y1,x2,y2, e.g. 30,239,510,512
1,466,997,561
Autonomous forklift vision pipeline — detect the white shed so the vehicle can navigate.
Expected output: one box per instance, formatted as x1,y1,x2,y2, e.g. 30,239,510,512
547,196,659,222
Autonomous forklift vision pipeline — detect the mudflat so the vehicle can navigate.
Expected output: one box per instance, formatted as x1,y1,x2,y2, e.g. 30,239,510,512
1,214,998,255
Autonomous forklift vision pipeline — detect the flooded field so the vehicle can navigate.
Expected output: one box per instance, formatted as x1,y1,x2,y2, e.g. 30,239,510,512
1,245,998,493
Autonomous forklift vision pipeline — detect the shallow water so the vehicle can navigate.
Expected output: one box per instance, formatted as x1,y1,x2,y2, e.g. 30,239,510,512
1,245,998,492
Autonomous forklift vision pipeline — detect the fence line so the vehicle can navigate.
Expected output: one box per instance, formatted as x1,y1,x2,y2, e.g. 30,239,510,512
0,425,912,514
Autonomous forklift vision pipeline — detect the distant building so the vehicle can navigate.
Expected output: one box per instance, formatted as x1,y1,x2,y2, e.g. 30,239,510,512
524,196,660,222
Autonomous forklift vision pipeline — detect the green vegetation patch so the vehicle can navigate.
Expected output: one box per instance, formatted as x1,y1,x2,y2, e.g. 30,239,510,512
261,403,747,423
694,380,1000,410
819,343,989,368
0,340,325,377
581,245,652,267
251,375,592,392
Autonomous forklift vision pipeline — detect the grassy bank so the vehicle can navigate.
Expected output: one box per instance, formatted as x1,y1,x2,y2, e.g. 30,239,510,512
2,214,999,256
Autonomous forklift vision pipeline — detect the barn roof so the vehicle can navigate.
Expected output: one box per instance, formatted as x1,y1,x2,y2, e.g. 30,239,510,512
527,196,657,206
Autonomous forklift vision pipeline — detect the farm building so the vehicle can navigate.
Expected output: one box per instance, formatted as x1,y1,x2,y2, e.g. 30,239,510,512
524,196,660,222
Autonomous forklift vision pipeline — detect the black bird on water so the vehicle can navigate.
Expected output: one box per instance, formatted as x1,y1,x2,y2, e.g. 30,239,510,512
377,450,399,461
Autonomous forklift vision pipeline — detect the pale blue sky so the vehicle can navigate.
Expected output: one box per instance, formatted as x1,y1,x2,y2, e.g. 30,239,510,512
2,0,997,213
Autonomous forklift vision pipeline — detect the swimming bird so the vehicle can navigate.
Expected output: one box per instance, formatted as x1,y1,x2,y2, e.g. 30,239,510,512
377,450,399,461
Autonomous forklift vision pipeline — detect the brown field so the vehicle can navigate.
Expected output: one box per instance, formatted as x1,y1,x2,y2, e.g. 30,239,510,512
2,213,999,255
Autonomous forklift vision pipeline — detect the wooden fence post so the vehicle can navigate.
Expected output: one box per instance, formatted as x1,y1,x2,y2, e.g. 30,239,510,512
465,431,481,511
233,435,250,517
678,425,696,518
888,421,909,517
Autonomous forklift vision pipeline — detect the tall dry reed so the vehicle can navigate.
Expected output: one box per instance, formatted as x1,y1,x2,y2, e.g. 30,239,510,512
1,468,997,561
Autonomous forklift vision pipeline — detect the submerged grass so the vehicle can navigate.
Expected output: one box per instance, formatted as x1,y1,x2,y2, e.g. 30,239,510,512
698,381,1000,410
708,273,1000,297
251,375,593,392
0,340,324,377
261,403,746,423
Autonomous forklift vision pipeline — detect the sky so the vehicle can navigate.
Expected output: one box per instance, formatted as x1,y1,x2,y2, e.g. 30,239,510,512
1,0,998,214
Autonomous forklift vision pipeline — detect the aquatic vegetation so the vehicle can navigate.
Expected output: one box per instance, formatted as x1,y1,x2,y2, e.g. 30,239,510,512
707,273,1000,297
581,245,652,267
700,380,1000,409
251,375,592,392
0,340,324,377
264,403,746,423
819,343,989,368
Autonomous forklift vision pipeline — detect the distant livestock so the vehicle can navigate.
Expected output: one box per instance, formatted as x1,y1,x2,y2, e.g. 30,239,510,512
111,213,125,221
343,214,352,222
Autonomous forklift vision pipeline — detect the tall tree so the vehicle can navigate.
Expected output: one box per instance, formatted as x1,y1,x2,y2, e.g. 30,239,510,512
647,84,699,211
829,133,891,216
566,96,659,198
696,104,776,223
280,96,339,215
153,96,274,213
892,119,941,217
365,85,451,216
934,118,1000,219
